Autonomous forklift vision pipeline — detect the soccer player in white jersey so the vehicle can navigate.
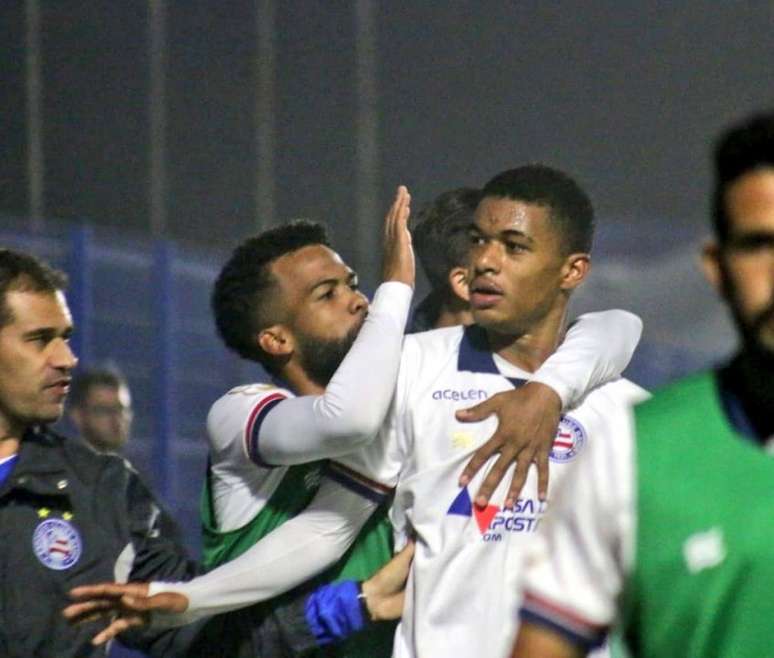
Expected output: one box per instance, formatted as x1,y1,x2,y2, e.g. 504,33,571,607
320,165,645,658
511,114,774,658
66,173,642,655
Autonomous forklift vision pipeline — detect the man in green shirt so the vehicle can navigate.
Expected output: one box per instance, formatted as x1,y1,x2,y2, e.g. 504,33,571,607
513,112,774,658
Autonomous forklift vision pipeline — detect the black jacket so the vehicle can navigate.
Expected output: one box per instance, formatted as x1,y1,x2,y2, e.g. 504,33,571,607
0,427,204,658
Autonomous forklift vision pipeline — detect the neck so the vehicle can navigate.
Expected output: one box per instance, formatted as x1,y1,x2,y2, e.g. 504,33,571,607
484,305,568,373
723,350,774,439
434,301,474,329
0,419,24,459
0,438,20,459
278,361,326,396
0,417,23,458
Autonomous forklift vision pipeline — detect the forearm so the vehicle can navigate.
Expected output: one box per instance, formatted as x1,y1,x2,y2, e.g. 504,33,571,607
531,310,642,408
147,481,377,626
260,282,412,464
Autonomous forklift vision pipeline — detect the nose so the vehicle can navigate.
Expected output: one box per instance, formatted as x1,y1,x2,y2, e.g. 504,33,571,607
472,240,502,275
349,289,368,315
51,338,78,372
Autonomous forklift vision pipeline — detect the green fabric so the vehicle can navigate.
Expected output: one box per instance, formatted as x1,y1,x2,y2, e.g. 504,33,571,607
201,463,395,657
201,461,324,570
623,371,774,657
607,630,630,658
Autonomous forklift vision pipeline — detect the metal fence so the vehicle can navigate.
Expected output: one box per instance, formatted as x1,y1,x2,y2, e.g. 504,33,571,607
1,215,267,555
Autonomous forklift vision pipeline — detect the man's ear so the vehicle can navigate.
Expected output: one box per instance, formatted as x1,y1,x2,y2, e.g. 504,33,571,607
560,253,590,291
700,240,725,298
257,325,294,359
448,266,470,303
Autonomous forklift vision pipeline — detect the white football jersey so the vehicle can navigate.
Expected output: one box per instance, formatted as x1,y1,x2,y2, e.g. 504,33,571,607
207,383,294,531
332,324,646,658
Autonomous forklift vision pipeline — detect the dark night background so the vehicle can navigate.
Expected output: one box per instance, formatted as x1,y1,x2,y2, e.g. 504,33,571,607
3,3,773,266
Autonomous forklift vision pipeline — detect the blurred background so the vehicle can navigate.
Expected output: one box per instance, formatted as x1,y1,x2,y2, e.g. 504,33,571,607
1,1,772,557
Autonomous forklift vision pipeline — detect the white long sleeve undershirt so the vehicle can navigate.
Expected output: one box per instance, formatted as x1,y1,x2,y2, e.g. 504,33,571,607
148,308,642,625
258,281,413,464
148,479,375,627
531,310,642,409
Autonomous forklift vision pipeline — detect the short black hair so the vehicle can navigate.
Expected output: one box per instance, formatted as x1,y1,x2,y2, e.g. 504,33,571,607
712,112,774,243
412,188,480,291
0,248,68,328
212,220,331,370
481,164,594,254
69,367,129,409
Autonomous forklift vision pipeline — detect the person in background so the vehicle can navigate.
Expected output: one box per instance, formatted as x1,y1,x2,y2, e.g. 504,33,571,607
409,187,480,332
68,367,133,453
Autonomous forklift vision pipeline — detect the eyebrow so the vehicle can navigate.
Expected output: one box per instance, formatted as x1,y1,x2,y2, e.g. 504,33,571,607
500,228,534,243
22,325,73,340
472,225,535,243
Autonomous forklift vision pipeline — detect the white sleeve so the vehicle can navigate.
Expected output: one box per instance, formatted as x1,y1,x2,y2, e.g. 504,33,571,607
146,478,377,627
530,310,642,409
257,281,412,465
328,332,419,490
518,406,636,649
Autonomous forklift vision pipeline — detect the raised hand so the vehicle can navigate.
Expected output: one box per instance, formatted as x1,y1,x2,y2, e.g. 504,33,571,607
64,582,189,646
456,382,561,508
382,185,414,286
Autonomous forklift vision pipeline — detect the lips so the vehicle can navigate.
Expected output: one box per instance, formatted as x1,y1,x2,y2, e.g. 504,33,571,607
44,379,71,397
469,279,504,309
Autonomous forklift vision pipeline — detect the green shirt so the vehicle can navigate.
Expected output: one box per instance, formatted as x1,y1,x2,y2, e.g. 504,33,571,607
623,371,774,657
201,461,395,657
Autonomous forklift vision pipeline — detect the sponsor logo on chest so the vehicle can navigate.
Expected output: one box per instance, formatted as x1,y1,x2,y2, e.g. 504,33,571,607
446,487,549,543
432,388,488,402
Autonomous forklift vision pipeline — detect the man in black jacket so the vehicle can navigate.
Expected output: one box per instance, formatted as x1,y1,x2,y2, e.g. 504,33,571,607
0,248,249,657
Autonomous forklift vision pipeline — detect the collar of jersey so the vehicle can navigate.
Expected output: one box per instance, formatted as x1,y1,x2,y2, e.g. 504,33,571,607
716,370,762,444
458,324,527,388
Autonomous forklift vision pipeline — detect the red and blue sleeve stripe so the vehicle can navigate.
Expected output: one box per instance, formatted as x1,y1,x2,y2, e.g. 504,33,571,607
518,591,608,651
243,392,287,468
325,461,393,504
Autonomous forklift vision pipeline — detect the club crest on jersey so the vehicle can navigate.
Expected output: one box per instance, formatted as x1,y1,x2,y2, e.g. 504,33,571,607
549,415,586,463
32,518,82,570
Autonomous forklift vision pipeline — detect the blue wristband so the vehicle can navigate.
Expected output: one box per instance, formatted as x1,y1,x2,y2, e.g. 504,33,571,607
305,580,366,646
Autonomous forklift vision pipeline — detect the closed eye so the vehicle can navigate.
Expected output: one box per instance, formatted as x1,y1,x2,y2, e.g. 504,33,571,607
505,241,529,254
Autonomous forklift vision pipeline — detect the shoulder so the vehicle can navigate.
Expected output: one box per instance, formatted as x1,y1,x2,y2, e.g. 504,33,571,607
397,326,465,394
207,383,294,424
633,371,718,441
31,429,136,490
585,377,650,408
635,370,714,417
568,378,649,446
402,325,464,363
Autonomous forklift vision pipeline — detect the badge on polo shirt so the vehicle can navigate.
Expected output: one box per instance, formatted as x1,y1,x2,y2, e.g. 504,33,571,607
548,415,587,463
32,516,83,570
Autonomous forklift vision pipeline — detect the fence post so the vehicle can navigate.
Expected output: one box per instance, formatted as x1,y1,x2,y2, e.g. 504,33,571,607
152,240,175,499
68,225,94,365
